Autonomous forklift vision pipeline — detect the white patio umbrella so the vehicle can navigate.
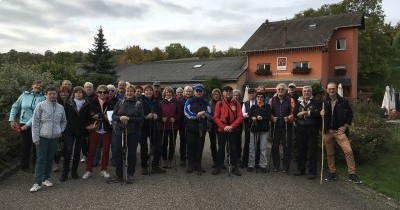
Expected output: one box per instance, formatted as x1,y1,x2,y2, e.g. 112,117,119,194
381,86,391,115
242,85,249,102
338,83,343,97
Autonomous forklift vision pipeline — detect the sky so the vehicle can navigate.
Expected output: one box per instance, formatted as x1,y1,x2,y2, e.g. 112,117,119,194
0,0,398,54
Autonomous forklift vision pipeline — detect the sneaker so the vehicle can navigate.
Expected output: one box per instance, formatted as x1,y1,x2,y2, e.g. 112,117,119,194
152,166,167,174
100,170,111,178
325,172,337,181
232,168,242,176
180,161,186,167
126,176,134,184
42,180,54,187
273,168,279,172
60,174,67,182
80,156,86,163
142,168,149,175
212,168,220,175
247,167,254,172
52,164,59,172
349,174,362,184
260,168,269,173
82,171,92,179
29,183,42,192
186,166,194,173
107,176,122,184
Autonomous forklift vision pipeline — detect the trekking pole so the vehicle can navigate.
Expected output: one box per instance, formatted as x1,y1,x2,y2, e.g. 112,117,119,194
122,126,128,184
148,118,154,176
320,102,325,184
255,131,260,173
284,117,288,147
227,135,231,176
268,122,276,171
161,121,166,167
171,122,177,171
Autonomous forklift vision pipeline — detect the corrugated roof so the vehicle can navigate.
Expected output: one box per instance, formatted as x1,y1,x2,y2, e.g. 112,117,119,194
116,57,246,83
241,13,364,52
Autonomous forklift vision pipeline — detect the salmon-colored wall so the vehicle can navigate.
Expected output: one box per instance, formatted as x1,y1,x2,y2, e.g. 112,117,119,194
247,48,323,83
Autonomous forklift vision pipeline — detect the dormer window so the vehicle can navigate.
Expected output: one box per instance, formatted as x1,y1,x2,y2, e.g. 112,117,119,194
309,23,317,28
193,64,204,68
336,38,346,50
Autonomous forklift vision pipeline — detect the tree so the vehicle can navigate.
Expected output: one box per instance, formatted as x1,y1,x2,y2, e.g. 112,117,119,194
165,43,191,59
150,47,166,61
118,45,145,64
84,26,115,75
224,47,240,57
203,76,223,99
196,47,211,59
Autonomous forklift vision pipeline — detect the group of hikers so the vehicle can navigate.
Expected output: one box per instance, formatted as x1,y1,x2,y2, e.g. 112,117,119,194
8,79,362,193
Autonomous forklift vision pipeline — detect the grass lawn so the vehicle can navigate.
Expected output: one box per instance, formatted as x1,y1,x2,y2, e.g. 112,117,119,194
338,123,400,200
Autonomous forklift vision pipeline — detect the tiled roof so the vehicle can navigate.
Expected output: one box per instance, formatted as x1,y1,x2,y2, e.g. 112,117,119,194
241,13,364,52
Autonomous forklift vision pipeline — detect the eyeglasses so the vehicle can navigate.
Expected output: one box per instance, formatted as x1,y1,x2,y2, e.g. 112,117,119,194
97,91,107,94
256,96,264,98
195,89,203,92
277,88,285,91
109,90,115,92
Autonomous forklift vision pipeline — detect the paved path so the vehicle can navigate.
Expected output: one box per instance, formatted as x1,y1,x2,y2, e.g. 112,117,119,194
0,139,395,210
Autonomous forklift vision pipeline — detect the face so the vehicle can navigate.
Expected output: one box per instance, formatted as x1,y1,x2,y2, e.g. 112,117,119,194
302,88,312,100
165,90,173,98
32,83,43,93
144,88,153,97
327,83,337,98
154,85,161,91
125,88,135,99
108,89,116,97
118,81,126,92
276,85,287,97
176,90,183,98
223,90,233,100
233,92,240,101
59,91,69,100
185,89,193,98
46,90,58,102
74,90,83,100
288,87,296,94
194,89,204,97
85,85,93,95
62,80,72,89
97,89,108,100
135,88,143,97
249,92,256,100
256,95,264,103
212,92,221,101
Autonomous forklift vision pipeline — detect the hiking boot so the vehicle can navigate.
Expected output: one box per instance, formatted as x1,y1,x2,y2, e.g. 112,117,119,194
308,174,317,180
180,161,186,167
152,166,167,174
29,183,42,192
82,171,92,179
232,168,242,176
212,168,220,175
260,168,269,173
100,170,111,178
42,180,54,187
325,172,337,181
107,176,122,184
142,168,149,175
80,156,86,163
52,164,60,172
186,166,194,173
60,174,68,182
239,162,247,169
71,171,79,179
126,176,134,184
349,174,362,184
273,168,279,172
247,167,254,172
294,171,305,176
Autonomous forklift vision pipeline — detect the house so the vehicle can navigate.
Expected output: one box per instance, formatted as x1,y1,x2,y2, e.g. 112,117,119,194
115,57,247,90
240,13,364,99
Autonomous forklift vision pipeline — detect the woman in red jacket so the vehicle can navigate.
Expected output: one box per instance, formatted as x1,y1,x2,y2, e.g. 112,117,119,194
160,87,182,168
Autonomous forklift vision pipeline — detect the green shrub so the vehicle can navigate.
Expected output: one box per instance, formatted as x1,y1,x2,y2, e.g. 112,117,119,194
338,102,391,164
0,119,21,173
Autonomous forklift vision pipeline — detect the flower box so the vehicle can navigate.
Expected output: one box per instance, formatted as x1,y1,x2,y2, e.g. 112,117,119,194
292,67,311,74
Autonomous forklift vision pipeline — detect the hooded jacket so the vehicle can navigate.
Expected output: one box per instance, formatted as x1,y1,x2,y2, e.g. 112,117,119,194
9,91,45,127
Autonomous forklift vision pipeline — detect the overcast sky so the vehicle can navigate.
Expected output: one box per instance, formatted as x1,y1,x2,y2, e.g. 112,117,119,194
0,0,398,54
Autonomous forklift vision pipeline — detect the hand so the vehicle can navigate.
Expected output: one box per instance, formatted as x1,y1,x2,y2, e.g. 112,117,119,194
92,113,100,120
120,116,129,125
272,117,278,123
162,117,167,123
170,117,175,123
251,117,257,121
34,141,39,145
320,110,325,116
197,111,205,118
337,126,346,135
257,115,263,120
10,121,17,128
284,117,288,123
153,114,158,120
20,125,28,131
146,113,153,119
224,126,233,132
297,112,304,118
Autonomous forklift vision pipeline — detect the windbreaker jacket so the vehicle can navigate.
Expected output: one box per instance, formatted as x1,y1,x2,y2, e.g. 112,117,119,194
31,100,67,142
112,98,145,134
88,96,114,132
249,103,271,132
184,97,212,132
213,99,243,133
64,99,90,136
160,97,181,130
9,91,45,127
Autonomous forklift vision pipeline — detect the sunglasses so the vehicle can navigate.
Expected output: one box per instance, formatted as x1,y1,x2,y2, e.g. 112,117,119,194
97,91,107,94
195,89,203,92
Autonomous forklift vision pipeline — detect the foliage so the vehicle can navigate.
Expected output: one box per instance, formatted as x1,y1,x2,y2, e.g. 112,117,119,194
117,45,145,64
196,47,211,59
203,76,222,99
165,43,192,59
149,47,166,61
0,119,21,173
311,83,324,98
337,102,390,163
84,26,115,75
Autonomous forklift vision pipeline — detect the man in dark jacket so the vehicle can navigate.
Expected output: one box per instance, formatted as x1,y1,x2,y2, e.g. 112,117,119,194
293,86,321,180
321,82,362,184
212,86,243,176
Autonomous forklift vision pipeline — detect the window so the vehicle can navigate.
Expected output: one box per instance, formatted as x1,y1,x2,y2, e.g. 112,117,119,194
293,62,309,69
334,65,346,75
192,64,204,68
336,39,346,50
256,63,272,76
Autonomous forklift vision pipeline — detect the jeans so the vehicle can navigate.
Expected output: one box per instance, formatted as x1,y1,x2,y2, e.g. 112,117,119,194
34,137,59,184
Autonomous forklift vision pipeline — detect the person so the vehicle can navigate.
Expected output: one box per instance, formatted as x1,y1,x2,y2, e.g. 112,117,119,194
81,82,95,163
248,92,271,173
288,83,300,102
153,81,162,100
269,83,295,174
116,80,126,100
241,88,256,168
177,86,193,166
108,85,145,184
160,86,182,168
57,86,72,106
60,86,90,181
9,80,45,171
135,85,143,99
30,85,67,192
184,84,212,175
84,82,96,102
208,88,221,168
321,82,362,184
212,86,243,176
139,84,166,175
293,86,321,180
61,80,72,91
232,89,243,163
82,85,113,180
175,87,184,100
107,84,118,106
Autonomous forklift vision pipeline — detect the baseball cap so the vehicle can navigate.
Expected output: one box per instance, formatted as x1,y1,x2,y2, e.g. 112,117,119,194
288,83,296,88
193,84,205,91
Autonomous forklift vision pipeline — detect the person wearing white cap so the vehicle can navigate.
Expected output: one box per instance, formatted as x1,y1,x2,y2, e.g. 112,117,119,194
288,83,300,102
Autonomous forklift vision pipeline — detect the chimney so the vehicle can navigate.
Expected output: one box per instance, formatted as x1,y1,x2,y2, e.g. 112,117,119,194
265,19,269,24
281,25,287,47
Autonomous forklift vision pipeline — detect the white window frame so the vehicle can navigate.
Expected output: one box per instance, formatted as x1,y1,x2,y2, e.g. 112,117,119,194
336,38,346,50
